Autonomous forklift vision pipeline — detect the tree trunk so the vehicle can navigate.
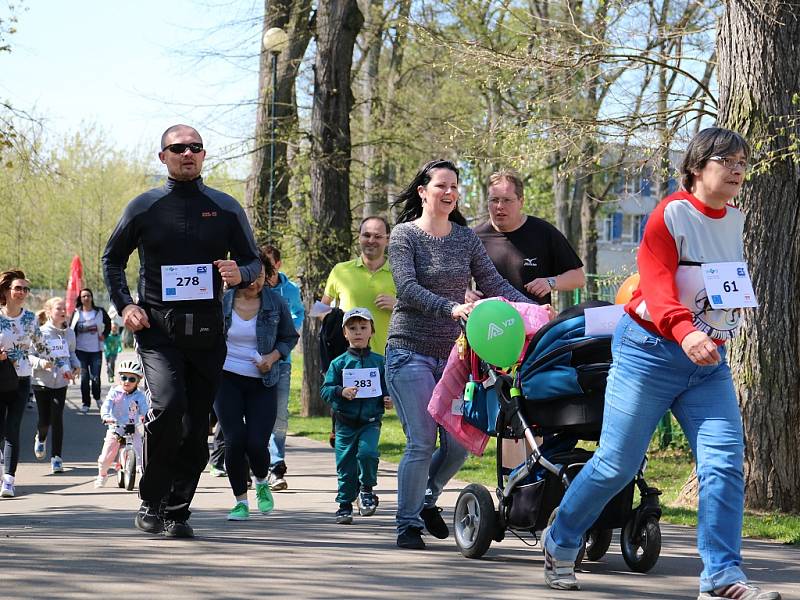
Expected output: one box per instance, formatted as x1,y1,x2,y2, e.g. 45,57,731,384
359,0,385,218
675,468,699,509
717,1,800,511
579,171,598,299
380,0,410,215
300,0,364,417
245,0,313,243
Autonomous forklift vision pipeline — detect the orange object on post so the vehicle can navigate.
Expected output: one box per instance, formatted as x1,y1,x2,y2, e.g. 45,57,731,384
615,273,640,305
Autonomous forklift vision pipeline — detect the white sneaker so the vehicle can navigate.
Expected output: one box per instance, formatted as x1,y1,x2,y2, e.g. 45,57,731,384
1,474,15,498
34,435,46,460
51,456,64,473
268,471,288,491
80,405,89,414
542,526,580,591
698,581,782,599
94,474,108,488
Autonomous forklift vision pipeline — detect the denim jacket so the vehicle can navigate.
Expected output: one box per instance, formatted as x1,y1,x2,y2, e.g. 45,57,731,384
222,287,299,387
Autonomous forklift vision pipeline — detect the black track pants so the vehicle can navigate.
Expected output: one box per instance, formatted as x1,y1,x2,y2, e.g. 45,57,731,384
136,326,226,520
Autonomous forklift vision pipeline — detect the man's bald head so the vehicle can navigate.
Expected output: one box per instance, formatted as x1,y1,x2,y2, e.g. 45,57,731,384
160,124,203,151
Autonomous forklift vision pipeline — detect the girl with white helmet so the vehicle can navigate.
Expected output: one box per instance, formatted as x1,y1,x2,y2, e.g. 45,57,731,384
95,359,148,488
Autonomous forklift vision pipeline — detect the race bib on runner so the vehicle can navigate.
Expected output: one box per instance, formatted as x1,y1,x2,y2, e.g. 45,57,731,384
702,262,758,309
342,367,381,398
46,338,70,358
161,264,213,302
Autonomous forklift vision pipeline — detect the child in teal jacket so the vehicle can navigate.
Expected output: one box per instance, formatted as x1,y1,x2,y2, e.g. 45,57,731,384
104,324,123,382
321,307,392,524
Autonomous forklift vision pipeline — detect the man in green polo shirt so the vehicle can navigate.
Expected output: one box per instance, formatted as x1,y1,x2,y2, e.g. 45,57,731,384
322,216,396,355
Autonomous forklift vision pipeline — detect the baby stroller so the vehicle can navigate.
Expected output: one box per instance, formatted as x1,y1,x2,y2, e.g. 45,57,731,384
453,301,663,573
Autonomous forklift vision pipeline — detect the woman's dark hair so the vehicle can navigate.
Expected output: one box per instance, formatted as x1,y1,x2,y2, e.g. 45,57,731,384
76,288,97,311
258,247,277,281
0,269,26,306
391,159,466,225
262,244,281,263
679,127,750,191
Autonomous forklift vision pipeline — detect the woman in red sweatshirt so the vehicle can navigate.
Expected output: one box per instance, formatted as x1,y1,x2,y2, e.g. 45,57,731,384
542,128,780,600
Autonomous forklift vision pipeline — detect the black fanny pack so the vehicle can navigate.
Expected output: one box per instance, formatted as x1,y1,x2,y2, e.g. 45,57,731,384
151,307,223,350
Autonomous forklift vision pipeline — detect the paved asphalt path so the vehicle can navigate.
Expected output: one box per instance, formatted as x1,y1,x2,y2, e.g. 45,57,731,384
1,370,797,599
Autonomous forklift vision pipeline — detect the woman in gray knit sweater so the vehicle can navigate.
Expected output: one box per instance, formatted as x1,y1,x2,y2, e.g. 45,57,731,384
386,159,530,550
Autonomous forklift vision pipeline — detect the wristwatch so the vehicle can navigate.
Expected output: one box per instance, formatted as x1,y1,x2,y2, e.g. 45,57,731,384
546,277,557,290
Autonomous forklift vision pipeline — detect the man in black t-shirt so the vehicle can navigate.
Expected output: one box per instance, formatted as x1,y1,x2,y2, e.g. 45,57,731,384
472,170,585,305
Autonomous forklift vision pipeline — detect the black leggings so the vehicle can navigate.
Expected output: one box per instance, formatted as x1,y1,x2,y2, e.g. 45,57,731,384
0,376,30,477
213,371,277,497
33,386,67,458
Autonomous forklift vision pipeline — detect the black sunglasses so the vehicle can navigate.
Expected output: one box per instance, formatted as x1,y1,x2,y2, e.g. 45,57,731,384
119,375,140,383
163,143,204,154
11,285,31,293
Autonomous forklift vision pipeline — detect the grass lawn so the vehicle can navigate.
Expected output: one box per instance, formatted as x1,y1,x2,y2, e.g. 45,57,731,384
286,353,800,545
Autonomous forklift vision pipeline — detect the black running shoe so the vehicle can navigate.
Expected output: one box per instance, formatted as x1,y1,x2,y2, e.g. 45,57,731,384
271,461,287,478
335,502,353,524
135,501,164,534
397,526,426,550
420,506,449,539
163,518,194,538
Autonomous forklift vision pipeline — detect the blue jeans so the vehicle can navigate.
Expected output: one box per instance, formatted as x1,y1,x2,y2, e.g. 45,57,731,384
268,362,292,468
385,348,469,535
546,314,746,592
75,350,102,407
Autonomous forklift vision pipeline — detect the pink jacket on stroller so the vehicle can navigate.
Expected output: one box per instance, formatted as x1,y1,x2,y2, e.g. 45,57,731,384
427,299,551,456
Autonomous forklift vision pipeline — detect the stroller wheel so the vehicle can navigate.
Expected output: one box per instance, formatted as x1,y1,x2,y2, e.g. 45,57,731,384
621,516,661,573
547,508,586,567
454,484,495,559
585,527,613,561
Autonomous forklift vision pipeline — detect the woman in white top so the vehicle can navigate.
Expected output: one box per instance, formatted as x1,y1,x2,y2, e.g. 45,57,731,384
213,249,299,521
0,269,53,497
69,288,108,412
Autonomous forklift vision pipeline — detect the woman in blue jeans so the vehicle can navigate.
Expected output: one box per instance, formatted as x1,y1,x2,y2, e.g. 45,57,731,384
543,128,780,599
70,288,108,412
214,249,299,521
386,159,530,550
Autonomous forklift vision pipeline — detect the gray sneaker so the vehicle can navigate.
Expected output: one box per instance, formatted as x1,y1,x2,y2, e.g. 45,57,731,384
267,471,288,491
542,527,580,591
698,582,781,600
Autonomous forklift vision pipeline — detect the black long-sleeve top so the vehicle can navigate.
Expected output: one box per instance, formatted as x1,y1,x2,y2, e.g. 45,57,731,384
102,177,261,314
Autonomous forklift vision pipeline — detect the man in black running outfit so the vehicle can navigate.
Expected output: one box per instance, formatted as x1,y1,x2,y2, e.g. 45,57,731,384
102,124,261,538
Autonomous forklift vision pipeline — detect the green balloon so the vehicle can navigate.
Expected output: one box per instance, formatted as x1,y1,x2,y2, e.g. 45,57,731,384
465,300,526,368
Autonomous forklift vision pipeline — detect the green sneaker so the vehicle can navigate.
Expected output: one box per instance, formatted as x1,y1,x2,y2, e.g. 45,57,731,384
227,502,250,521
255,482,274,514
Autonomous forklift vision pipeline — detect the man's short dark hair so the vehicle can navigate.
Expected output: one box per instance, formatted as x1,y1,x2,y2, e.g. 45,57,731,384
359,215,391,235
488,170,524,200
160,124,203,150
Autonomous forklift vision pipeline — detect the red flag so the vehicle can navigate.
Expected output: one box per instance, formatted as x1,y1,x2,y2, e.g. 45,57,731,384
65,255,83,315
